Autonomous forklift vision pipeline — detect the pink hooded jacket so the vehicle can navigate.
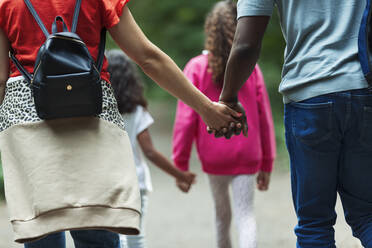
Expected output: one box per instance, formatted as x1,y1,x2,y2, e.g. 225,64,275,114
172,54,276,175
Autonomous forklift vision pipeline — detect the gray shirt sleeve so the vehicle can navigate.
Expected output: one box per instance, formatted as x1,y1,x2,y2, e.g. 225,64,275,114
237,0,275,19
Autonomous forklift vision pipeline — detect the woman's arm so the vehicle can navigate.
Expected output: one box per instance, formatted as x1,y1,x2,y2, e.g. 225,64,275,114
108,7,239,131
137,128,196,185
0,28,9,104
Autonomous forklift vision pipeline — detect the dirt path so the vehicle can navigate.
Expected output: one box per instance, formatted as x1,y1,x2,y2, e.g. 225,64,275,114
0,102,363,248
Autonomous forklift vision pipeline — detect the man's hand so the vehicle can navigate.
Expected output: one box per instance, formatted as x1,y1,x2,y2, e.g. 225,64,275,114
207,101,248,139
257,171,271,191
219,101,248,138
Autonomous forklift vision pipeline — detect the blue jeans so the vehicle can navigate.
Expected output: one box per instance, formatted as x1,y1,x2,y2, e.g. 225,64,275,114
285,89,372,248
24,230,120,248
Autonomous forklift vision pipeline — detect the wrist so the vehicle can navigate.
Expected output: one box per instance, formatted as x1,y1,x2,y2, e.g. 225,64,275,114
196,97,214,116
219,94,238,104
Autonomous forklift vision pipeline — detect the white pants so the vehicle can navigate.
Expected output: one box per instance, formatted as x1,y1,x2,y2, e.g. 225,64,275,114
120,190,148,248
208,174,257,248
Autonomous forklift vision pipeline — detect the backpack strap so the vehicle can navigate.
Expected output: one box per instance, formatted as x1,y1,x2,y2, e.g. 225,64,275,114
71,0,82,33
23,0,50,38
69,0,105,72
9,48,32,83
97,29,107,72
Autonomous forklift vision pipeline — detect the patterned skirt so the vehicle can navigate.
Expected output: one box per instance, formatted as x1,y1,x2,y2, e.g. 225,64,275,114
0,77,140,243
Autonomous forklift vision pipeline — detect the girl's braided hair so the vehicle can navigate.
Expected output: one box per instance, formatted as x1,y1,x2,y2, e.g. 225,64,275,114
204,0,237,85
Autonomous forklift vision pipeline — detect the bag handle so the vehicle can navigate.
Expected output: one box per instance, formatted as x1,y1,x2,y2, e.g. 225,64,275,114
52,16,69,34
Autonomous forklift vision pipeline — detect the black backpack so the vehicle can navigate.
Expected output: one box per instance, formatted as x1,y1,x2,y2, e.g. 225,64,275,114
10,0,105,120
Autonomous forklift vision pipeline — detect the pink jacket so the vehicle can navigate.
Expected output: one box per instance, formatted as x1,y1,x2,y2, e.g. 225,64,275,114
172,54,276,175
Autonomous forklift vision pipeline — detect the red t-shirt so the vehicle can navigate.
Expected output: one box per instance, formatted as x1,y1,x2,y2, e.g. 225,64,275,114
0,0,130,83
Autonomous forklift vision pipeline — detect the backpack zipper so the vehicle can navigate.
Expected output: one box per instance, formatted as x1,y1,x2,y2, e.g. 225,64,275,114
31,36,100,84
50,35,85,45
31,61,42,84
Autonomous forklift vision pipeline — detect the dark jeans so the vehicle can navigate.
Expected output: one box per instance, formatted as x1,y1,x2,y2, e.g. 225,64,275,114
24,230,120,248
285,89,372,248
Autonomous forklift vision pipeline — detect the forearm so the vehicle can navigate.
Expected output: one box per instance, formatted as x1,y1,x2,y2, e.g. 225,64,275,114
139,47,212,116
146,149,186,181
220,44,260,102
220,16,270,103
109,7,212,117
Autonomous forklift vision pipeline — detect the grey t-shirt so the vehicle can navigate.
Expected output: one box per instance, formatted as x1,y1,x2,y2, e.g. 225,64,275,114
238,0,368,103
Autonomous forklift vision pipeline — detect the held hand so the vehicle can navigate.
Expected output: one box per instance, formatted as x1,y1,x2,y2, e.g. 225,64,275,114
201,102,242,137
182,171,196,185
176,172,196,193
176,179,192,193
207,101,248,139
257,171,271,191
219,101,248,138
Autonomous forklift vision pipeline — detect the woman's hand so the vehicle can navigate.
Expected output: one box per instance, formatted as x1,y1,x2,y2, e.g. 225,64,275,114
219,101,248,138
202,102,243,137
205,101,248,139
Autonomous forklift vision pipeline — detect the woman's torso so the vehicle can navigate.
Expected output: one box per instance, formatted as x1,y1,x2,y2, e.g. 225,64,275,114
0,0,128,83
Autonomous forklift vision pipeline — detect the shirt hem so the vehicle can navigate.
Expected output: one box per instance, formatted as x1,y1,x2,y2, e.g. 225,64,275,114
202,165,260,175
282,75,368,103
11,205,140,244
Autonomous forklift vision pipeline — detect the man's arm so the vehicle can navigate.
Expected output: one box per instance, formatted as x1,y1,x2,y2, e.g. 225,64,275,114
0,28,9,104
219,16,270,103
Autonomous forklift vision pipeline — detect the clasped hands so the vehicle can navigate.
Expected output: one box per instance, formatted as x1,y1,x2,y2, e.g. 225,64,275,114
203,100,248,139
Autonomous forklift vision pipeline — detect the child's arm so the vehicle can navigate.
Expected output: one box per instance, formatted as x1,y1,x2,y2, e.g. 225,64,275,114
137,128,196,188
255,66,276,191
0,28,9,104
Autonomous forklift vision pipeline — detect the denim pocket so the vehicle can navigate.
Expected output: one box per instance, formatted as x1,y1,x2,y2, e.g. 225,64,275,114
290,101,333,146
360,106,372,148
